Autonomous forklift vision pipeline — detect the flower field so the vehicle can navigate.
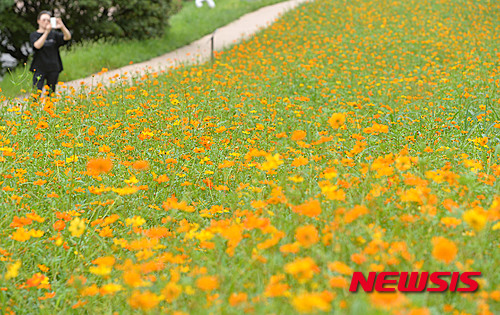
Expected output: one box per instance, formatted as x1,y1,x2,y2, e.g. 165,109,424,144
0,0,499,313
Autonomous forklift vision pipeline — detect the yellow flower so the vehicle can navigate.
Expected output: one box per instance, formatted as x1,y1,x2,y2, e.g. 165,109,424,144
124,175,139,184
126,216,146,227
66,155,79,163
112,186,139,195
462,208,487,231
288,175,304,183
328,113,346,129
261,153,283,171
100,283,123,295
89,265,112,276
5,260,22,280
69,217,86,237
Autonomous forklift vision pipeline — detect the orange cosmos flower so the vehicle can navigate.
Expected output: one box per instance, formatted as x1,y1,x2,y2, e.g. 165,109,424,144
154,174,169,183
196,276,218,291
132,160,149,171
86,158,113,175
229,292,248,306
128,290,160,310
162,282,182,302
344,205,369,223
351,253,367,264
26,273,49,289
280,242,301,254
264,274,289,297
10,227,31,242
295,225,319,248
53,220,66,231
292,199,322,217
329,276,349,289
370,291,408,310
291,291,333,313
123,271,144,288
284,257,320,281
431,237,457,264
328,261,353,275
291,130,307,141
328,113,346,129
291,156,309,167
87,126,96,135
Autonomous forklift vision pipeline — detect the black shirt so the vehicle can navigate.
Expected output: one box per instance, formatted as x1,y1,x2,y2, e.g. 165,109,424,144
29,31,68,73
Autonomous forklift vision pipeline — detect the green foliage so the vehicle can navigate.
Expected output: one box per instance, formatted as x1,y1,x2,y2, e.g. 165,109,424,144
0,0,176,68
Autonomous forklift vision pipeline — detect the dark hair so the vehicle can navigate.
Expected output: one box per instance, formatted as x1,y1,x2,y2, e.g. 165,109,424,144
37,10,52,20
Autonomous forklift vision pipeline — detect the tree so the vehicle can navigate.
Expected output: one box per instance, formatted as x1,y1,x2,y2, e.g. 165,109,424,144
0,0,176,71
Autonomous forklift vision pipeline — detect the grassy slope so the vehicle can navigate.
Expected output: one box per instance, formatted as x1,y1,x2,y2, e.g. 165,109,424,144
0,0,288,98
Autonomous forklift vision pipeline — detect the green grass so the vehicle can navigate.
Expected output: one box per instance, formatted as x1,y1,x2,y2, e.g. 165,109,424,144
0,0,288,98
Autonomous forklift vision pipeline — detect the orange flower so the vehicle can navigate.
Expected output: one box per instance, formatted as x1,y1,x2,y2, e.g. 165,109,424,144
10,227,31,242
264,274,289,297
128,290,160,310
87,126,96,135
123,271,144,288
162,282,182,302
329,276,348,289
350,253,367,264
291,130,307,141
370,291,408,310
92,256,116,267
291,156,309,167
293,199,322,217
229,292,247,306
284,257,320,281
26,273,49,289
280,242,301,254
344,205,369,223
154,174,169,183
53,220,66,231
328,261,353,275
132,160,149,171
196,276,218,291
295,225,319,248
328,113,346,129
432,237,457,264
291,291,333,313
86,158,113,175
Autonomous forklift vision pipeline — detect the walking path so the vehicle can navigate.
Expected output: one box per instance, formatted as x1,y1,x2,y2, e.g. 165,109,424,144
48,0,311,95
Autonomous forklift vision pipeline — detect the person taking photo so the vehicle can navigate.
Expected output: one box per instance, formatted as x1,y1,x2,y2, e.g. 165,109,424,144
29,11,71,95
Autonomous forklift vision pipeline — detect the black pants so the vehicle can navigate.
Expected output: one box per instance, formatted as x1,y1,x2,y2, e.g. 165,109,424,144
32,71,59,93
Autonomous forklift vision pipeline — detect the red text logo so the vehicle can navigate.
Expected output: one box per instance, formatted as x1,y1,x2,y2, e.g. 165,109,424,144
349,272,481,293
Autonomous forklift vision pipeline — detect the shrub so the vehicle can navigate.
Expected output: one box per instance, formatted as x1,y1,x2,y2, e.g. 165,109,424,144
0,0,177,71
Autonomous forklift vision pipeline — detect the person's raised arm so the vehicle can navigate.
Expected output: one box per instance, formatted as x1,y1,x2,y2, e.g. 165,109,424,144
33,23,51,49
56,18,71,41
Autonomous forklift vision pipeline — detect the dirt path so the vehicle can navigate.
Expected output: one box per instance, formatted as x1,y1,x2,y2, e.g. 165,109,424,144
47,0,311,95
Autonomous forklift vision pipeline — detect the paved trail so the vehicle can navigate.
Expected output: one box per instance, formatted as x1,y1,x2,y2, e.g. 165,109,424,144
44,0,310,97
